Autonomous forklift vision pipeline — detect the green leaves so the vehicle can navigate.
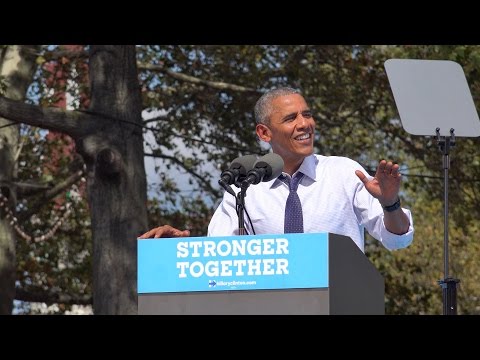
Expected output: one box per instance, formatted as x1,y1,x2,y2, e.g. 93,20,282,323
0,75,7,95
12,44,480,314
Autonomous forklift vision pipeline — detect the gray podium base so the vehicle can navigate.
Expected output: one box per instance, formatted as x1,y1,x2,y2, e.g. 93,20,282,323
138,234,384,315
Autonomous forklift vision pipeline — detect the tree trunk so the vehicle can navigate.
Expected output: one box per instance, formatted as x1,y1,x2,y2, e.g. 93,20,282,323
79,45,148,314
0,45,149,314
0,45,39,314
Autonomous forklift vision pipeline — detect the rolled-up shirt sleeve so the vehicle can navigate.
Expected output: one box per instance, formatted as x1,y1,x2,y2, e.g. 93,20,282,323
354,179,414,251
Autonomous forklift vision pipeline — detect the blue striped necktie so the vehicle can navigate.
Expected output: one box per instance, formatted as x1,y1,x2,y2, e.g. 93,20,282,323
281,173,304,233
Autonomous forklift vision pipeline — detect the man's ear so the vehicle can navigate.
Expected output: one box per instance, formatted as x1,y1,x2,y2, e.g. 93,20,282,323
256,123,271,142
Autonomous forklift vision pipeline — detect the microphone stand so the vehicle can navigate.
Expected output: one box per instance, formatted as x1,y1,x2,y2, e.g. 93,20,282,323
218,177,249,235
236,181,250,235
436,127,460,315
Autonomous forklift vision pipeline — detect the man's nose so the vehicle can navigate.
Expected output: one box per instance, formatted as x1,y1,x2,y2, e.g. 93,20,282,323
296,114,308,128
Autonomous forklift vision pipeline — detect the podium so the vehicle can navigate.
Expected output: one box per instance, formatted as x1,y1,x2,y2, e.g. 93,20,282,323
138,232,384,315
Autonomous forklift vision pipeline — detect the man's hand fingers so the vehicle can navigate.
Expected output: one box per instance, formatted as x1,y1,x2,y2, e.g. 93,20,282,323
377,159,387,173
139,226,190,239
355,170,368,184
138,229,155,239
384,161,393,174
391,164,400,177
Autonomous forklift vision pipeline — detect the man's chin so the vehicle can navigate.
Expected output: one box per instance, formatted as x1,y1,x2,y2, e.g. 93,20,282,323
293,150,314,160
301,148,314,157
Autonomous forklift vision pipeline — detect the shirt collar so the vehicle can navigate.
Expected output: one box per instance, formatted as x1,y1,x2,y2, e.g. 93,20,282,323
296,154,317,181
267,154,318,188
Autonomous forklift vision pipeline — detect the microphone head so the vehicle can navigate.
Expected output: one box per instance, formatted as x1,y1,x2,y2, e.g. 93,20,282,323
253,153,284,182
220,154,258,185
229,154,258,176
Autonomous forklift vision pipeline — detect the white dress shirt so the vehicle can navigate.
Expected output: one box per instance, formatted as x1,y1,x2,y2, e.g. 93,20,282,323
208,154,414,253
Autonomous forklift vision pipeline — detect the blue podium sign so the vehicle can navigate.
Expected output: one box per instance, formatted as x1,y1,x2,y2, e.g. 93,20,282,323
138,233,329,294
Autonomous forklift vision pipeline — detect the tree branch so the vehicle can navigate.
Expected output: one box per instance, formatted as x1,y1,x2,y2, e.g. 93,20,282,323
10,181,51,196
15,287,92,306
18,170,84,222
0,96,98,138
42,48,88,61
144,152,221,198
143,114,169,125
138,63,262,94
37,49,261,94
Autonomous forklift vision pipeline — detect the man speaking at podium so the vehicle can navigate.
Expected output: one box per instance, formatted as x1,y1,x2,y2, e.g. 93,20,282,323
140,87,414,253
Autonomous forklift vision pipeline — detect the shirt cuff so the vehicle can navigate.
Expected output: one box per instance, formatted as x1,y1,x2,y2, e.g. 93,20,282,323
380,208,414,250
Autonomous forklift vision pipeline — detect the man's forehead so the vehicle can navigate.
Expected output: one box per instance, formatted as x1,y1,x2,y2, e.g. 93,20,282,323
271,96,309,114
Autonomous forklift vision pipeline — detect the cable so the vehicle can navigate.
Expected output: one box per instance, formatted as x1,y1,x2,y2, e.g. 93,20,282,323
244,207,256,235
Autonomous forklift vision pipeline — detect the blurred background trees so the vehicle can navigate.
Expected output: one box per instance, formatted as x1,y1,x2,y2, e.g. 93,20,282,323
1,45,479,314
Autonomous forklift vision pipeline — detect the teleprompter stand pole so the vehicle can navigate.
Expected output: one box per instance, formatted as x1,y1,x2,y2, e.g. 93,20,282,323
436,127,460,315
384,59,480,314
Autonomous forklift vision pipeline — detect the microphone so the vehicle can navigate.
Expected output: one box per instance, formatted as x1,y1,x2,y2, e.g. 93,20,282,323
219,154,258,190
242,153,284,186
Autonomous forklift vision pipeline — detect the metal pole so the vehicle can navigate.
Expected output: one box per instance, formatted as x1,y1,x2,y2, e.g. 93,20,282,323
237,185,248,235
436,128,460,315
443,135,450,279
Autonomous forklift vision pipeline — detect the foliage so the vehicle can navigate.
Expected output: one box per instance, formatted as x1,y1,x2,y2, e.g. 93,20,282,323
0,75,6,95
13,46,92,314
14,127,91,314
7,45,480,314
364,45,480,314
